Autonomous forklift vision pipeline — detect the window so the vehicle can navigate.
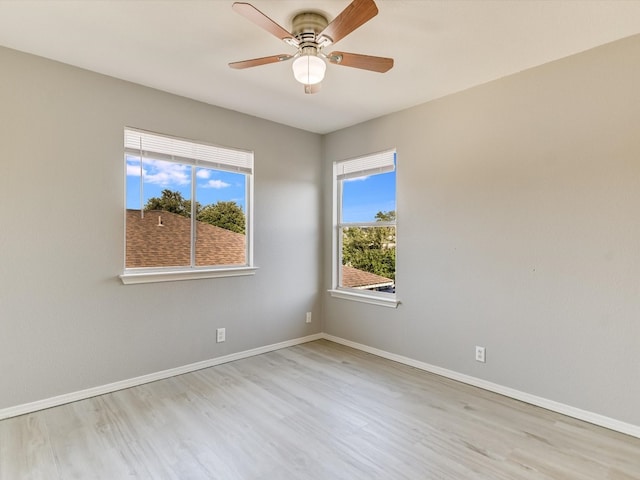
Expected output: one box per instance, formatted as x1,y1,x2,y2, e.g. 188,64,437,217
331,149,398,307
120,128,255,284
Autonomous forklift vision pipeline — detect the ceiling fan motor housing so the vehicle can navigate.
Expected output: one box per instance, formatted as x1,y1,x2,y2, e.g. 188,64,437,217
292,12,330,53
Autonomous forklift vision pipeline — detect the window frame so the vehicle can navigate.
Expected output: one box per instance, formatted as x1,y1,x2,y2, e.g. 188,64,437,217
329,149,399,308
120,128,256,285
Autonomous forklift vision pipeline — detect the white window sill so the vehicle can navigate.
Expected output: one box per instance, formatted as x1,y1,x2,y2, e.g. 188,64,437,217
120,266,258,285
328,289,399,308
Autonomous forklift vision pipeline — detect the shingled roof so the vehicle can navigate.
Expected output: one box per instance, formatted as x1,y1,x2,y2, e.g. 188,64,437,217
341,265,394,290
126,209,246,268
126,209,393,290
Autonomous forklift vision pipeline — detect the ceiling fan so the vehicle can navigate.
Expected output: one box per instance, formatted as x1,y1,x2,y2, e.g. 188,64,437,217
228,0,394,94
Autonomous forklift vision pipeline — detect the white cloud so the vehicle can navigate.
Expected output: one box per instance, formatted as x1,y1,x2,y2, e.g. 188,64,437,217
142,159,190,186
126,163,146,176
127,160,231,189
204,179,231,189
344,175,370,182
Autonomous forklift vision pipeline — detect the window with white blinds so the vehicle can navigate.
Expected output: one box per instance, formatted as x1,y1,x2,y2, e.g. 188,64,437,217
331,149,398,307
121,128,255,284
334,149,395,181
124,128,253,174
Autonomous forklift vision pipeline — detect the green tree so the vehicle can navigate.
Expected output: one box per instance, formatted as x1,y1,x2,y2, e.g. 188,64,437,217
342,210,396,280
145,190,245,233
198,201,246,234
144,189,200,218
375,210,396,222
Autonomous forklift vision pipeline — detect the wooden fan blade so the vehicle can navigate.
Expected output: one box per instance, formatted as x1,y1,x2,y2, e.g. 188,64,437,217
232,2,295,42
318,0,378,46
229,54,293,69
327,51,393,72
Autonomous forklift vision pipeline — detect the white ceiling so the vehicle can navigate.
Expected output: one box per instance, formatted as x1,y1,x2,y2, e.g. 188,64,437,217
1,0,639,134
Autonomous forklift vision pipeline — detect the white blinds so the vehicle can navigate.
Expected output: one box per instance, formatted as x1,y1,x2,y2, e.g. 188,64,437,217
124,128,253,174
335,149,395,181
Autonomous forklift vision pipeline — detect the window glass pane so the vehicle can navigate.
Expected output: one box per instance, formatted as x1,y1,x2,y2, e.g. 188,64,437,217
340,225,396,293
124,129,254,274
341,170,396,223
194,167,247,266
125,156,193,268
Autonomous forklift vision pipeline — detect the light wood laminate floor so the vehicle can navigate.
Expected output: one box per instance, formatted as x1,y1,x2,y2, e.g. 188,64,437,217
1,340,639,479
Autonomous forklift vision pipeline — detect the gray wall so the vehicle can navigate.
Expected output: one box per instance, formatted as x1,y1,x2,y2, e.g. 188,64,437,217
0,46,322,410
322,34,640,426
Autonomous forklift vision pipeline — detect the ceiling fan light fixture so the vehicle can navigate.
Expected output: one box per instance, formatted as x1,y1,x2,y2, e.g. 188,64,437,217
230,1,393,91
292,54,326,85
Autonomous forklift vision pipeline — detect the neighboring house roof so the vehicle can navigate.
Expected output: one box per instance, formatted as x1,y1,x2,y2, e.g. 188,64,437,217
126,209,394,289
341,265,394,290
126,209,245,268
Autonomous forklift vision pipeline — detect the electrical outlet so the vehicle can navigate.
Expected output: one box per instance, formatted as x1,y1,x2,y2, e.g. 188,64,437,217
216,328,226,343
306,312,312,323
475,346,486,363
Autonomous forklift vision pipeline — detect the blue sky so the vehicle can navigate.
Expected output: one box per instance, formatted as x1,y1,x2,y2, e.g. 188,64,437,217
126,157,247,211
341,170,396,223
126,156,396,221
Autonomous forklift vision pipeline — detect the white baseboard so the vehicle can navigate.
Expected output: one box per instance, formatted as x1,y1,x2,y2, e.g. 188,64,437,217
0,333,323,421
322,333,640,440
3,331,638,440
